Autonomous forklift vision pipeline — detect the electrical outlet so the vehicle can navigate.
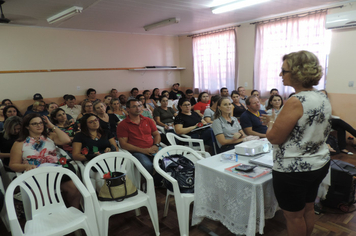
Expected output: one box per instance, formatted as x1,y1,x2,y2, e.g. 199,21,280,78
244,82,248,87
348,81,354,87
77,86,81,91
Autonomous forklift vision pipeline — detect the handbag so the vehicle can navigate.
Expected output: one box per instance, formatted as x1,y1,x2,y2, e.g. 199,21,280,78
98,171,138,201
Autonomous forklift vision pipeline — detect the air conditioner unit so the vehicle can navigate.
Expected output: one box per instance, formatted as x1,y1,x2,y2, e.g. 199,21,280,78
326,10,356,29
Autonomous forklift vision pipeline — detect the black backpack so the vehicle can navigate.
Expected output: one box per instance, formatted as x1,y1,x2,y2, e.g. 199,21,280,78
160,154,195,193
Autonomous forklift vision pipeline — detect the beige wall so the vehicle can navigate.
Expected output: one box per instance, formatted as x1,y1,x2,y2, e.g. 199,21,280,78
0,25,181,105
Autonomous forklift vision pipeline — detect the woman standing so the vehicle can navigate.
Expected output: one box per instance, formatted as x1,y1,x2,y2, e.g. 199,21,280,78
9,114,80,209
231,91,247,119
212,98,258,153
93,101,120,139
108,98,128,121
72,114,119,161
194,92,210,117
265,94,283,115
262,51,331,236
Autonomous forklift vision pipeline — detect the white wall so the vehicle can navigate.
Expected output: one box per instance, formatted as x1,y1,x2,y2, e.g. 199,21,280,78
0,25,181,101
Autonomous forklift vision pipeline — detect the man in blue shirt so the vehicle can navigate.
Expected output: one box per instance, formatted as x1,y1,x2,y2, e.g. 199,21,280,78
240,96,267,138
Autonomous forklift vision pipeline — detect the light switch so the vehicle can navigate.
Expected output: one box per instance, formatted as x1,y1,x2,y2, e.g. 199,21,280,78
348,81,354,87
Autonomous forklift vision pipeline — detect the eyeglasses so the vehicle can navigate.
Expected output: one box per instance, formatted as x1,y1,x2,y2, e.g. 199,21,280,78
130,105,143,109
30,122,44,126
182,104,191,107
85,105,93,107
87,118,99,124
281,69,291,75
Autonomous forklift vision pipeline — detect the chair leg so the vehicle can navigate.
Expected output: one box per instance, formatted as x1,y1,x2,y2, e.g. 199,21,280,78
175,199,191,236
163,192,171,217
145,204,160,236
100,215,110,236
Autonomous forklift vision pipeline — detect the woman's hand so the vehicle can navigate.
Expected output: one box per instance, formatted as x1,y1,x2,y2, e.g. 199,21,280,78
25,164,37,171
104,147,111,153
42,115,55,129
233,132,242,140
243,136,260,142
261,110,276,126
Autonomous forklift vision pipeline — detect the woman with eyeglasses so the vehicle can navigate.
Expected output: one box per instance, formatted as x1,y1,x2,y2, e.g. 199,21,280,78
0,116,22,169
24,100,48,116
265,94,284,115
9,113,81,209
262,51,331,236
212,98,259,153
76,100,94,120
136,94,154,119
72,114,119,161
93,101,120,139
174,98,212,145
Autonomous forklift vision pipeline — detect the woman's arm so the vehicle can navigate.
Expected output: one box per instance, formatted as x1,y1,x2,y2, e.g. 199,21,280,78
43,116,71,146
194,110,204,117
204,117,213,124
154,116,168,129
109,137,119,151
216,133,244,146
264,97,303,145
72,142,88,161
9,142,36,172
174,124,198,135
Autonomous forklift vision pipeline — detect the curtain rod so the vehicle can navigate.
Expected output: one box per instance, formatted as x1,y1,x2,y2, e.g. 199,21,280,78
187,25,240,37
250,5,343,25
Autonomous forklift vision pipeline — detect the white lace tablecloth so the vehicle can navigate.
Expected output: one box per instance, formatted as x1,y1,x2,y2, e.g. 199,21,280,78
192,151,278,236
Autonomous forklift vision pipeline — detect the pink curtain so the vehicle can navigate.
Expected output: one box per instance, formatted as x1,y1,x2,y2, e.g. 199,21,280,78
193,29,236,94
254,11,330,98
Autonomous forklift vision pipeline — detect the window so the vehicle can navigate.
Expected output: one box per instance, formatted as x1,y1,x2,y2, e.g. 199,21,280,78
193,29,236,94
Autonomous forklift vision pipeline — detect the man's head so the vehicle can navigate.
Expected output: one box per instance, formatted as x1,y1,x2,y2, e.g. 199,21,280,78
110,89,119,98
172,83,180,91
33,93,43,101
220,87,229,97
185,89,193,100
119,94,127,104
237,86,246,97
65,95,76,108
246,96,260,113
126,99,142,116
86,88,96,99
270,88,279,96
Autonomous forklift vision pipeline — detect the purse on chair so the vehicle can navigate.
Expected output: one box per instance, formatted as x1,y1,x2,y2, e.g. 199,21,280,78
98,172,138,201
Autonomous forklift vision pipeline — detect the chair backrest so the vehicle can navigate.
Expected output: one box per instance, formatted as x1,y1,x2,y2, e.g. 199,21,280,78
5,167,92,233
210,129,221,155
166,132,210,157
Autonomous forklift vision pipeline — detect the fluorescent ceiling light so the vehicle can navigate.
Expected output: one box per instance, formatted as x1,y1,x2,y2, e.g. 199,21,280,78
47,6,83,24
212,0,270,14
144,18,180,31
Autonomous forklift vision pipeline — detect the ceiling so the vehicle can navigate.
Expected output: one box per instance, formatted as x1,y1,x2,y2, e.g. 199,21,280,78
0,0,353,35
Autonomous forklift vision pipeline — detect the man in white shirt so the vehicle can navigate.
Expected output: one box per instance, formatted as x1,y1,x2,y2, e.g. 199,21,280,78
237,86,248,105
60,95,81,120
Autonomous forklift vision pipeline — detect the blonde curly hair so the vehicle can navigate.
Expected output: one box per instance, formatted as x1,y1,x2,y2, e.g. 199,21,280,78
282,50,323,88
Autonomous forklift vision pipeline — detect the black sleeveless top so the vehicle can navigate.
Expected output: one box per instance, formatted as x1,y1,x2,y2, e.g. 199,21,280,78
232,103,246,118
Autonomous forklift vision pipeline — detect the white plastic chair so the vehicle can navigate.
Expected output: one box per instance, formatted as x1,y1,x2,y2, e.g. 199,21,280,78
0,174,10,232
83,152,160,236
5,167,99,236
166,132,210,158
0,159,16,190
153,145,203,236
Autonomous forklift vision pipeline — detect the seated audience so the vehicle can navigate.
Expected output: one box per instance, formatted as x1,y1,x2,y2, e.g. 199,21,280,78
27,93,44,111
119,94,127,109
108,98,128,121
169,83,185,100
47,102,59,114
103,95,112,112
24,100,48,116
3,105,22,120
143,90,155,111
76,100,94,120
220,87,233,102
231,90,247,119
0,104,5,131
117,99,162,185
136,94,154,119
185,89,197,109
174,98,212,146
9,113,80,209
60,95,81,120
212,98,259,153
265,88,279,107
153,96,177,130
251,89,266,110
128,87,139,101
161,90,169,98
93,101,120,139
150,88,160,105
194,92,210,117
1,99,12,106
110,88,119,99
72,114,119,161
50,108,78,153
204,95,220,124
266,94,283,115
157,90,174,109
240,96,267,138
237,86,248,105
84,88,100,103
0,116,22,169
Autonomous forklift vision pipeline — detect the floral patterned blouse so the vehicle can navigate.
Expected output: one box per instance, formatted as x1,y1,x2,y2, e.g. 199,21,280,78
22,136,58,166
273,90,332,173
